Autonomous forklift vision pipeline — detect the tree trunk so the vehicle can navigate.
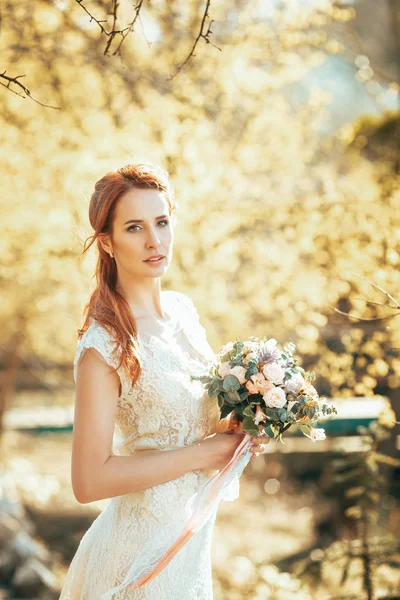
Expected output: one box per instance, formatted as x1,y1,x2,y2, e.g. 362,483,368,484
0,331,25,435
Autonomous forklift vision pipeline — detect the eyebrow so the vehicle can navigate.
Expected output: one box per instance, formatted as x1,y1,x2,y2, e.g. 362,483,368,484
123,214,169,225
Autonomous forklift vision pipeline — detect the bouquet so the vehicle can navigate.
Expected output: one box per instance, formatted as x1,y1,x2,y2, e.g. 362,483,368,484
101,336,336,598
193,336,337,443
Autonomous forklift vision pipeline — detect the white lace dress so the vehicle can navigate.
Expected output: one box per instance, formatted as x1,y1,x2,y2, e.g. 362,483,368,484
59,290,239,600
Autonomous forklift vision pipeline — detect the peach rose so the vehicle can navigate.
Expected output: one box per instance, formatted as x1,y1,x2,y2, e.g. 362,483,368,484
246,373,274,395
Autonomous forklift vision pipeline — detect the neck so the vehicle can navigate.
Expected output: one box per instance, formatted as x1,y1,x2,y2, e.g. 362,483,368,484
116,277,165,319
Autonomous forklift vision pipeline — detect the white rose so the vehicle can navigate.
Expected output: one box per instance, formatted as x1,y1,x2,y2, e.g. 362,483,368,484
262,363,285,385
285,372,305,394
263,386,287,409
310,428,326,442
230,365,247,384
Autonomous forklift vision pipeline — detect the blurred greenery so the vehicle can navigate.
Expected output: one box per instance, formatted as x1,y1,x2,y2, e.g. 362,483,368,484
1,0,399,598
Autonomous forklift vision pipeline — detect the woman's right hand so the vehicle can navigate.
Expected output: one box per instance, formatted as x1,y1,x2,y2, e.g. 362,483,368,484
197,429,247,471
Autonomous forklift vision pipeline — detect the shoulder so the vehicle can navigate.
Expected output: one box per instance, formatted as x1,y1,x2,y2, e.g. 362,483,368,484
74,318,120,383
167,290,197,312
77,318,117,353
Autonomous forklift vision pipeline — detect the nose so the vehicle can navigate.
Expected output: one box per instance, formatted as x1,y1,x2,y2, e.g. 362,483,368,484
145,226,162,249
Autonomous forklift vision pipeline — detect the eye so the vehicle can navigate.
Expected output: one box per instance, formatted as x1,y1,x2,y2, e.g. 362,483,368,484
127,219,169,233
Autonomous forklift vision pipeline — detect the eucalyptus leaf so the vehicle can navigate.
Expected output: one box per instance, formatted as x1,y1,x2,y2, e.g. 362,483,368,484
223,374,241,392
227,389,242,404
242,416,260,436
221,405,234,419
207,379,220,398
242,404,254,417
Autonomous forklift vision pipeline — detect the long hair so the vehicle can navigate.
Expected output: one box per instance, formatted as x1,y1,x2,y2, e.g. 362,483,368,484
78,162,177,387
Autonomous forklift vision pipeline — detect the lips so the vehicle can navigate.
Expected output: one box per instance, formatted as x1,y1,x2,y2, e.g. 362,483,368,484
144,255,165,263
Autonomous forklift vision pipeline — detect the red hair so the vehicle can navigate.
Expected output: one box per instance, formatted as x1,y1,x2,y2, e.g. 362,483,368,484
77,162,177,387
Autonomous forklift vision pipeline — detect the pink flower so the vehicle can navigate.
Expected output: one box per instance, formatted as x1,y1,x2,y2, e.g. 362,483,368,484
302,381,319,398
246,373,273,395
254,405,267,425
262,363,285,385
230,365,247,384
218,362,231,378
263,386,287,408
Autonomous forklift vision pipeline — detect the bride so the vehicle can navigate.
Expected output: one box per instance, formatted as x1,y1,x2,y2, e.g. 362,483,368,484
59,162,268,599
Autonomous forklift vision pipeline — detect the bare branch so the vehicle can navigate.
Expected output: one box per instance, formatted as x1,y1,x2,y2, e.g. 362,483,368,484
352,273,400,309
74,0,110,36
167,0,221,81
329,306,400,321
329,273,400,322
353,297,400,310
74,0,146,58
0,71,61,109
112,0,145,57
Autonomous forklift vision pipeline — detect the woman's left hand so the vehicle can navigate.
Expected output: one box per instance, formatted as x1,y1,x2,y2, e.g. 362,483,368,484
217,413,271,458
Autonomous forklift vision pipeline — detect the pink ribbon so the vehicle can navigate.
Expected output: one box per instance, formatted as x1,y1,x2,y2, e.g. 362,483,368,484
129,432,252,589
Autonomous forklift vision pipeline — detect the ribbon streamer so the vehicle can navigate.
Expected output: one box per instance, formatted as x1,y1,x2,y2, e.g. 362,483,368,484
100,432,253,599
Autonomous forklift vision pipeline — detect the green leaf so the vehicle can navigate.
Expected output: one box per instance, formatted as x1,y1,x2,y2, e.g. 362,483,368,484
264,424,276,438
223,374,241,392
208,379,220,398
300,424,312,438
242,416,260,436
227,389,242,404
242,404,254,417
279,410,289,423
220,405,234,419
245,362,259,378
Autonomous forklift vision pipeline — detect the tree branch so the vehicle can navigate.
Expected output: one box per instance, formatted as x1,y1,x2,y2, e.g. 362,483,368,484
74,0,147,58
329,273,400,322
167,0,221,81
0,71,61,109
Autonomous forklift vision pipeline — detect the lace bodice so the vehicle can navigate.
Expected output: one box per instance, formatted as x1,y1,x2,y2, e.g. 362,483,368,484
73,290,221,458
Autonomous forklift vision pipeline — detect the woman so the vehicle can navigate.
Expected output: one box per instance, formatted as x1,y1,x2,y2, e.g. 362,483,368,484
59,162,268,599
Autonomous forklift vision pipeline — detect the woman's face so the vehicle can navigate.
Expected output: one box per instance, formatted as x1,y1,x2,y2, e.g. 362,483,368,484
104,187,174,279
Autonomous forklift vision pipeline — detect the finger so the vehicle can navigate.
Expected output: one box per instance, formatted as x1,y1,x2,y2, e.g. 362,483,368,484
250,435,270,444
251,443,266,453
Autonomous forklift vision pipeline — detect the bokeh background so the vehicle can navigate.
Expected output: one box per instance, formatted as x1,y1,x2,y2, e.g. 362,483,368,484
0,0,399,598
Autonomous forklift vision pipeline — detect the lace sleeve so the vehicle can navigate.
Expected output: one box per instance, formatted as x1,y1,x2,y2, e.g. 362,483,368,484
73,319,129,396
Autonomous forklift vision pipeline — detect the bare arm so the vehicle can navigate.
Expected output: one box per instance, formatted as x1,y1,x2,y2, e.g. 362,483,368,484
71,347,212,504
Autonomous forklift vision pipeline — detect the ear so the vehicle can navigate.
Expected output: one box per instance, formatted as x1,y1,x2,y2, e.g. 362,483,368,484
98,233,114,258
